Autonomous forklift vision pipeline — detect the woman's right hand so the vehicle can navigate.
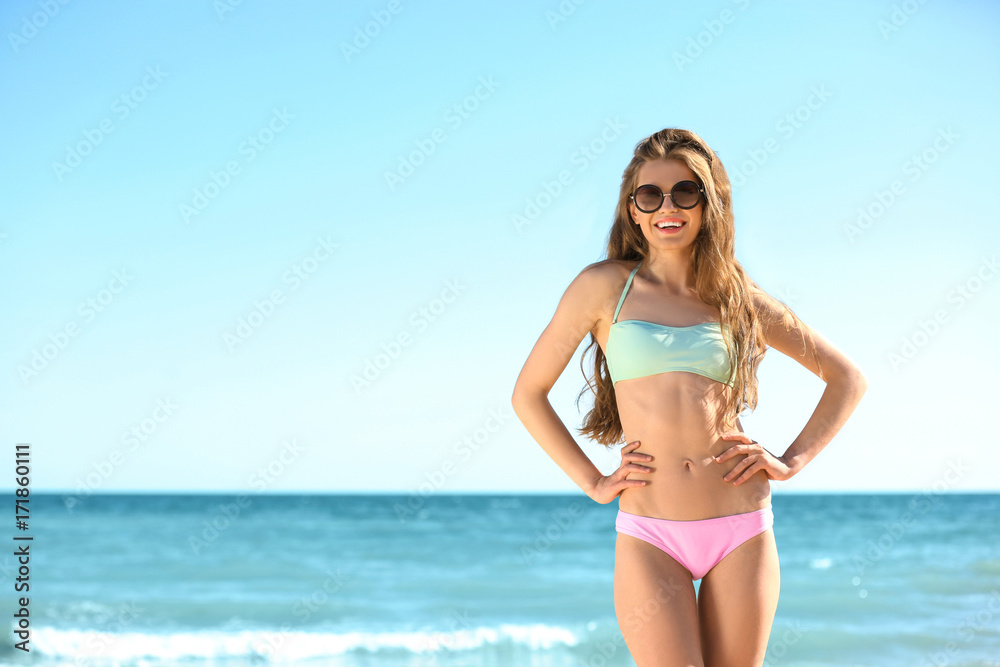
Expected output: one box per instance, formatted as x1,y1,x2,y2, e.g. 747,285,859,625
588,440,653,504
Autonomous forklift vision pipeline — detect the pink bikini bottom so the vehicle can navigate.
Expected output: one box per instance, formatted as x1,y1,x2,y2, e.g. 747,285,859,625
615,506,774,581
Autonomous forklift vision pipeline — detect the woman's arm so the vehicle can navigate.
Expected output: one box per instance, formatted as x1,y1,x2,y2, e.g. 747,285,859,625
753,289,870,476
511,263,610,496
780,375,868,475
512,391,604,495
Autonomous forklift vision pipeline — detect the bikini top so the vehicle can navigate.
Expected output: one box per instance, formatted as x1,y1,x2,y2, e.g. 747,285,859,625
606,261,736,388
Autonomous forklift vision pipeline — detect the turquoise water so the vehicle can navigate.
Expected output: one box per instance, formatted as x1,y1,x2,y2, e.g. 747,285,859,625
1,492,997,666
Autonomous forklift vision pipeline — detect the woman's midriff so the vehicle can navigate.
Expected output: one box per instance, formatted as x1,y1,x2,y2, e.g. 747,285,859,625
615,372,772,521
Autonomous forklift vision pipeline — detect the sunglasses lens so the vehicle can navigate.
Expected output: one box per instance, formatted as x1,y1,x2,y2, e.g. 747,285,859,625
634,185,662,212
672,181,701,208
634,182,702,211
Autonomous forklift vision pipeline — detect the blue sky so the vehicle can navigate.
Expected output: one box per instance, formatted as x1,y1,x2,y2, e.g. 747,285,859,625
1,1,998,497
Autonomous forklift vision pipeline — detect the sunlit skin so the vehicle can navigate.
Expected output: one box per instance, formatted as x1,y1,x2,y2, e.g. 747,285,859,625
593,157,789,521
513,153,868,665
599,158,786,666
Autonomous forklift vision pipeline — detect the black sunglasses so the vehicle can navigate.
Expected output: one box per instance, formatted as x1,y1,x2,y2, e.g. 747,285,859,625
630,181,704,212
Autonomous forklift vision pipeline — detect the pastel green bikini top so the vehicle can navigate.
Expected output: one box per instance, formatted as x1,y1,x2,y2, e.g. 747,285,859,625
606,261,736,388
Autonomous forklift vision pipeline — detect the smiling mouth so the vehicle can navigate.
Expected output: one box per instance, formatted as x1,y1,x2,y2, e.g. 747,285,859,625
655,220,685,229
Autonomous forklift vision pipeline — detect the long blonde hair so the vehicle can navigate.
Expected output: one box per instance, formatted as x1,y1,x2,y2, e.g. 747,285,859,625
575,128,821,447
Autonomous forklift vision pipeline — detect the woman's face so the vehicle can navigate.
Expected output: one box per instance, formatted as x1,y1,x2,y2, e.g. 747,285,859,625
627,158,704,250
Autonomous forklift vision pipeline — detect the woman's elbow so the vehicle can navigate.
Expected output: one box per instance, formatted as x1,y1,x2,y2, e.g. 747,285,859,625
511,382,548,411
823,364,869,402
857,370,870,391
840,366,869,398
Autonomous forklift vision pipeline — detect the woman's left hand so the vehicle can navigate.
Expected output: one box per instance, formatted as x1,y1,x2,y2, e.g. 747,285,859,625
714,433,795,484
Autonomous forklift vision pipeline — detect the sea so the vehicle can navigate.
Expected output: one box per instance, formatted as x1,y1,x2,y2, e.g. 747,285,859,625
0,492,997,667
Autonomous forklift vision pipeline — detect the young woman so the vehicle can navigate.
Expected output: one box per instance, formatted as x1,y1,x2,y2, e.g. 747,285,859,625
511,128,868,666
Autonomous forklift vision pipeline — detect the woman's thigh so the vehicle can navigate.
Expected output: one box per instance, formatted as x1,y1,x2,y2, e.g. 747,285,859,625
614,532,704,667
697,528,780,667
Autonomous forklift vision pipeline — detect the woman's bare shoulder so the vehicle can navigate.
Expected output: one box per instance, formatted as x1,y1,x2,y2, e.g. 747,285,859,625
578,258,637,282
565,259,639,324
570,259,635,299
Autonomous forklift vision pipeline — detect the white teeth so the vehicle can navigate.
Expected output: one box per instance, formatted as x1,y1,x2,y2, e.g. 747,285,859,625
656,221,683,229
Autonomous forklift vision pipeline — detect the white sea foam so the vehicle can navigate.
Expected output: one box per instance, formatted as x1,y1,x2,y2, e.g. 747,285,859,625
27,623,581,662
